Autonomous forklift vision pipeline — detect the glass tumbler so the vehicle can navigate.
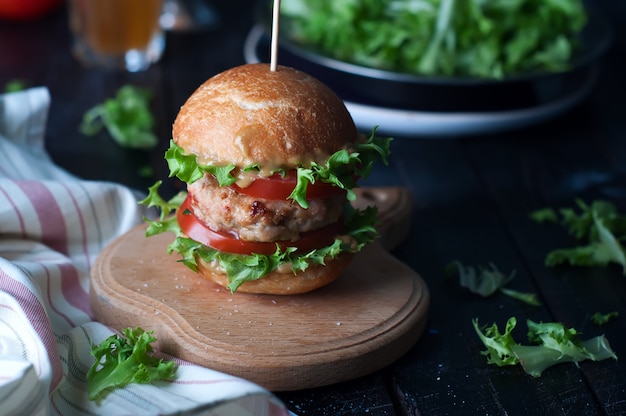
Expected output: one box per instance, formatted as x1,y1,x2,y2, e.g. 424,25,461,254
68,0,165,72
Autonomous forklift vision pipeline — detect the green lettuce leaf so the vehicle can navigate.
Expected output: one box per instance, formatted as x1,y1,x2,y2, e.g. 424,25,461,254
164,140,236,185
87,327,177,401
164,128,392,208
472,317,519,366
280,0,587,79
499,287,541,306
472,318,617,377
531,199,626,274
528,207,559,224
591,311,619,325
446,261,541,306
4,79,28,93
138,181,186,236
80,85,157,149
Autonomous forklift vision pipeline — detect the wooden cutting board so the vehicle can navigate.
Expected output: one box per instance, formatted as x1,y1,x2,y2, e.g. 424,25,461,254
90,187,429,391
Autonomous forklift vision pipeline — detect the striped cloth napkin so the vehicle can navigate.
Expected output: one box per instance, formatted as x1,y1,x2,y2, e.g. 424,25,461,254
0,88,290,416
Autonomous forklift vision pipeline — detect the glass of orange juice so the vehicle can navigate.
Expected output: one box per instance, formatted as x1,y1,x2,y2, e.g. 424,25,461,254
68,0,165,72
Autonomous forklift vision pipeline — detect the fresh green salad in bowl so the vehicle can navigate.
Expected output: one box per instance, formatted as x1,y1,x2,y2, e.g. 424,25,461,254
253,0,612,113
279,0,592,80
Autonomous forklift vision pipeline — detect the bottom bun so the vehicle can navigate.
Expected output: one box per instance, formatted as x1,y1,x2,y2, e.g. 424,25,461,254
196,254,355,295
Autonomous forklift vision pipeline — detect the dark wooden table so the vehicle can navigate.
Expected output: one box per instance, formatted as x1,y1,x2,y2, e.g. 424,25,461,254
2,1,625,414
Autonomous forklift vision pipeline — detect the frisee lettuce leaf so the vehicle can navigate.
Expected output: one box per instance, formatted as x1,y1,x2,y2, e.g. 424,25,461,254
140,181,186,236
473,316,519,367
530,199,626,274
165,140,237,185
446,261,541,306
473,317,617,377
499,287,541,306
591,311,619,325
80,85,158,149
4,79,28,93
87,327,177,401
280,0,587,79
164,128,392,208
139,182,379,293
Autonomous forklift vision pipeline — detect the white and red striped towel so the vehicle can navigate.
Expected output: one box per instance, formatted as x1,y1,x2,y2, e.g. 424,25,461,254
0,88,290,415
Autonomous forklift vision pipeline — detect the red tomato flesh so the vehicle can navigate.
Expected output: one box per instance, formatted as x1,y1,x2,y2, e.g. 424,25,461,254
230,170,345,200
177,196,345,255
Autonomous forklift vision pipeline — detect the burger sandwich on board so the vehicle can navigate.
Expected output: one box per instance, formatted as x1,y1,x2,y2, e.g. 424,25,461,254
142,63,391,295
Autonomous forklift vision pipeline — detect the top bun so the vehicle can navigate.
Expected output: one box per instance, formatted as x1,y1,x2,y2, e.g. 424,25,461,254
172,63,357,171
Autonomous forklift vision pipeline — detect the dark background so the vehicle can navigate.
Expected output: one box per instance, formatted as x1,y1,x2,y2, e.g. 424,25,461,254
1,1,625,414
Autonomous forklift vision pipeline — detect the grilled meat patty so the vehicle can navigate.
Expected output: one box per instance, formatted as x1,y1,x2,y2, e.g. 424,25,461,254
188,175,346,242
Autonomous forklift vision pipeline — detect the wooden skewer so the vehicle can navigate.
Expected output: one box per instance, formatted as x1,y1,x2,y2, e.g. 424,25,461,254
270,0,281,71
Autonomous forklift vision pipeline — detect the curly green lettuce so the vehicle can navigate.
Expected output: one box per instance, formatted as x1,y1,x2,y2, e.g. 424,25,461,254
281,0,588,79
446,261,541,306
530,199,626,274
87,327,177,401
473,317,617,377
591,311,619,325
4,79,28,93
165,128,392,208
80,85,157,149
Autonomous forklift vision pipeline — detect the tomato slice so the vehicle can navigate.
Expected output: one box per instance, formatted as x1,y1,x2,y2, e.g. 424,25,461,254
230,170,345,200
177,196,345,255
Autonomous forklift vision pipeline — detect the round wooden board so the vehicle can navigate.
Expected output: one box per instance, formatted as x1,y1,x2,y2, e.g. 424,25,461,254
90,188,429,391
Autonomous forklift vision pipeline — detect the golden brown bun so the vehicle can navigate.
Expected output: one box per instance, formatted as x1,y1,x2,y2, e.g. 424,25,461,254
172,63,357,170
196,253,354,295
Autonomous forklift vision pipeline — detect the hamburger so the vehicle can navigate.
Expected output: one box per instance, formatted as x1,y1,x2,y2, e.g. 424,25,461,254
142,63,391,295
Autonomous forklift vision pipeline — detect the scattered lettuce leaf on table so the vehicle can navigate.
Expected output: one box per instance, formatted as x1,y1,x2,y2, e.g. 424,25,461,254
446,261,541,306
473,317,617,377
87,327,177,401
281,0,588,78
4,79,28,92
591,311,619,325
530,199,626,274
80,84,158,149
